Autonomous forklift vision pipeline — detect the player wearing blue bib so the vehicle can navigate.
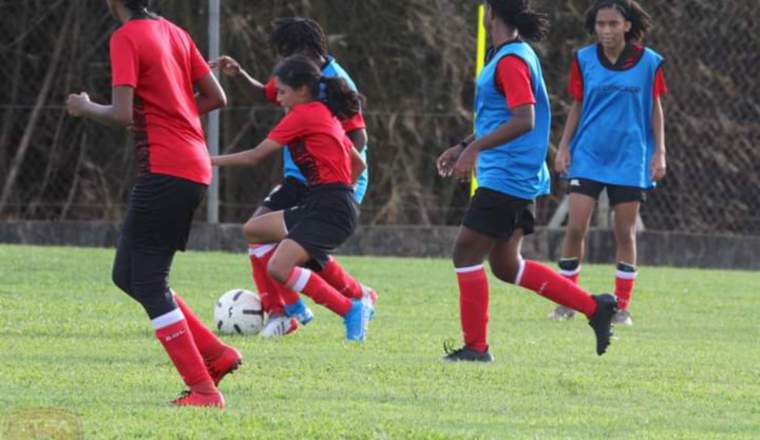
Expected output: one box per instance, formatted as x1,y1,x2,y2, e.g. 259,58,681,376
550,0,667,325
212,18,376,338
437,0,618,362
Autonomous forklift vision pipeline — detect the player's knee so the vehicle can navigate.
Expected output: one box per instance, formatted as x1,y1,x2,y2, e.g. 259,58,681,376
491,259,520,285
111,264,131,295
242,222,261,244
452,243,483,268
267,259,291,285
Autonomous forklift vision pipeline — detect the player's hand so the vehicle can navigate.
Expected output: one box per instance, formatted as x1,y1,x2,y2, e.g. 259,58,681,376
651,150,667,181
437,144,464,178
66,92,91,117
209,55,242,77
554,144,571,174
452,145,478,180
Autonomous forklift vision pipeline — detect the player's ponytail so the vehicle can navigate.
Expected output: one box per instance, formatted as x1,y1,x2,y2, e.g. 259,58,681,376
274,55,364,120
486,0,549,42
320,77,362,120
585,0,653,43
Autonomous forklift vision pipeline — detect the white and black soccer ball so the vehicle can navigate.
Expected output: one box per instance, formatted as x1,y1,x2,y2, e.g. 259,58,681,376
214,289,265,335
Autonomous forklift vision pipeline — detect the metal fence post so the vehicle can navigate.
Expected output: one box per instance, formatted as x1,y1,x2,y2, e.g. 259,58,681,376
207,0,221,223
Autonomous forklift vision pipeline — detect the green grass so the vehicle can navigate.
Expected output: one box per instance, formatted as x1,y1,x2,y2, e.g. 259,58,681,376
0,244,758,439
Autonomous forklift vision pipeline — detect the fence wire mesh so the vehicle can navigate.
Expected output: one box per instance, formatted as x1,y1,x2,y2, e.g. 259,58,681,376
0,0,758,234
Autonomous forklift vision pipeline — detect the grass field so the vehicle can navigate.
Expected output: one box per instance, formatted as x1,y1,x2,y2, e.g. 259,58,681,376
1,244,758,439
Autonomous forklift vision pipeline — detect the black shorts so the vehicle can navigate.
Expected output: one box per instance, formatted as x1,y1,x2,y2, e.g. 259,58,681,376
261,177,308,212
462,188,536,240
122,174,206,253
284,185,359,270
568,178,646,205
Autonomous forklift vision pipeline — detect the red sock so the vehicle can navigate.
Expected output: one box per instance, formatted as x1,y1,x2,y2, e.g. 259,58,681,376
285,267,352,316
456,265,489,353
154,311,216,393
318,256,363,299
249,244,286,315
518,260,597,318
172,292,226,360
614,269,637,311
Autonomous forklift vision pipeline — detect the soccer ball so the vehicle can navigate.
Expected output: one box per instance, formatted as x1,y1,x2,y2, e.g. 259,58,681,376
214,289,265,335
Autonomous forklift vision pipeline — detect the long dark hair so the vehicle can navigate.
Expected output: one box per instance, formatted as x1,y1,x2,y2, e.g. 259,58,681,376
270,17,328,59
585,0,653,43
124,0,157,19
486,0,550,42
273,55,363,120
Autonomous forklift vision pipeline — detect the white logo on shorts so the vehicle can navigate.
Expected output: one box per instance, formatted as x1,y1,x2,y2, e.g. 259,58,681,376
570,179,580,186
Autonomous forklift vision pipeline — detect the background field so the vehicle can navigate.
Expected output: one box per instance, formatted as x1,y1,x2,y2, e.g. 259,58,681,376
1,244,758,439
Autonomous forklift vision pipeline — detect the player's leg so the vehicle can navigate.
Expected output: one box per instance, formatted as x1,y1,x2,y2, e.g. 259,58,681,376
268,239,370,341
489,228,617,356
549,181,600,320
610,186,644,325
442,225,497,362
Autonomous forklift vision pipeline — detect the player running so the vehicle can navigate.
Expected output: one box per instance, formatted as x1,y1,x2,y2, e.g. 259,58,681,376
210,18,375,337
211,55,373,341
66,0,240,408
436,0,618,362
548,0,667,325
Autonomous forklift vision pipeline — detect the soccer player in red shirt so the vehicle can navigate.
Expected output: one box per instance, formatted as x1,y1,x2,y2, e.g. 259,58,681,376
212,55,373,341
210,18,375,338
549,0,667,325
66,0,238,408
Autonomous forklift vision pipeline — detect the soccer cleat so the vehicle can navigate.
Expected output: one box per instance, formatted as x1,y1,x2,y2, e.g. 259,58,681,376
284,299,315,326
344,299,372,341
612,309,634,326
361,284,378,320
205,346,242,386
442,341,494,363
547,305,576,321
260,314,301,338
171,389,225,409
588,294,618,356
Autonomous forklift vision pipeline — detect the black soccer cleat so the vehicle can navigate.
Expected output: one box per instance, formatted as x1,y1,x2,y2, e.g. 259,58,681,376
588,294,618,356
442,341,494,363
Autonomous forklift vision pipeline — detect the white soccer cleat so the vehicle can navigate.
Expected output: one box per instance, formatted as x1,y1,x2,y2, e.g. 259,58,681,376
259,314,300,338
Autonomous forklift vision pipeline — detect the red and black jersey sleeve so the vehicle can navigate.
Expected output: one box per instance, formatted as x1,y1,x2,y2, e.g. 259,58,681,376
264,78,279,105
567,56,583,102
110,32,139,88
268,108,306,145
653,66,668,98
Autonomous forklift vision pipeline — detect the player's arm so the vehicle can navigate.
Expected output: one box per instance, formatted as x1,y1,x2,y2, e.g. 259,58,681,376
555,100,581,173
195,72,228,115
651,96,666,181
211,138,282,168
346,128,368,153
349,146,367,184
66,86,134,127
210,55,269,101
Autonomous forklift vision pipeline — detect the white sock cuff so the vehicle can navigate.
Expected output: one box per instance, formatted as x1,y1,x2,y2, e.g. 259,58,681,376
559,267,582,277
515,259,527,285
151,308,185,330
287,268,312,293
248,243,277,258
616,270,638,280
455,264,484,274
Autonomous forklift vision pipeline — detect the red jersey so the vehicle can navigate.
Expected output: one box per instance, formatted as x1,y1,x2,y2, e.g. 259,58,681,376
567,44,668,102
267,102,354,187
110,18,212,185
495,55,536,109
264,78,366,133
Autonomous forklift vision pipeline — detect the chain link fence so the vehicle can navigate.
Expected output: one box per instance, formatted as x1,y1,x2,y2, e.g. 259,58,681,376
1,0,758,234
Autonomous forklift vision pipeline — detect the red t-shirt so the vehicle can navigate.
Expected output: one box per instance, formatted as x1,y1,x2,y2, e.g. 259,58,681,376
264,78,366,133
110,18,212,185
267,102,354,187
495,56,536,109
567,49,668,102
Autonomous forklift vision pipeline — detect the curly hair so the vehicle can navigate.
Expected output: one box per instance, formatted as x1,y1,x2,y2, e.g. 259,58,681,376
269,17,328,59
486,0,550,42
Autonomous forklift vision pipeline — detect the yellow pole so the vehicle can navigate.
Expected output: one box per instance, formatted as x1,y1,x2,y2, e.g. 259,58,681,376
471,4,487,197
